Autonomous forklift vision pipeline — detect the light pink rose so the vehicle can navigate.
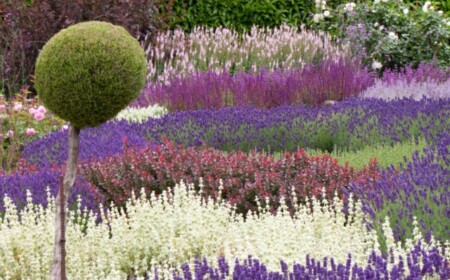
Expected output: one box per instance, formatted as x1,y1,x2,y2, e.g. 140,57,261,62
29,108,37,115
26,128,36,136
34,112,45,121
37,105,46,114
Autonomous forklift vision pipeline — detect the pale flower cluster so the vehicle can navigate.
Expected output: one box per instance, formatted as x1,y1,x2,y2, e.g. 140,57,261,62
0,181,448,279
143,25,351,85
114,104,168,123
361,79,450,100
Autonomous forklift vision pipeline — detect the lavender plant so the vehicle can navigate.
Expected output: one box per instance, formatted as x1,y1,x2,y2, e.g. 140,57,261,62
21,99,449,168
349,133,450,252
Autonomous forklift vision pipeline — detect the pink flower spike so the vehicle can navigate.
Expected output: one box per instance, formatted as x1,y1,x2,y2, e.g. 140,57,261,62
37,105,46,114
26,128,36,136
6,130,14,138
34,112,45,121
29,108,37,115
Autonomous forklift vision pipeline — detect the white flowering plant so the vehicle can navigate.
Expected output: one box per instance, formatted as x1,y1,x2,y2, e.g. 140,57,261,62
114,104,168,123
312,0,450,72
0,182,448,279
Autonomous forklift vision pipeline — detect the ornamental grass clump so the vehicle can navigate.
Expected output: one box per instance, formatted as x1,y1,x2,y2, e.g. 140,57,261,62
133,59,375,110
143,24,351,84
1,181,447,279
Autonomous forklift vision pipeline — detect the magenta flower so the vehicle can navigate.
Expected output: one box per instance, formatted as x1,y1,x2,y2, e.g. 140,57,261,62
34,112,45,121
26,128,36,136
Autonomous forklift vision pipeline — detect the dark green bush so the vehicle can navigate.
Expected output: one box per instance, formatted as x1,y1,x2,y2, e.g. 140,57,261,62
169,0,316,32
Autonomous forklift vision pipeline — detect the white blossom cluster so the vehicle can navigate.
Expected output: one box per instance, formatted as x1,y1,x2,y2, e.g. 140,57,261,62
114,104,168,123
361,79,450,100
0,182,447,279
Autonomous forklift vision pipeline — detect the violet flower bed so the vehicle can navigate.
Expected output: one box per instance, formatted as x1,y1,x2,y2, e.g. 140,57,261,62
21,98,449,169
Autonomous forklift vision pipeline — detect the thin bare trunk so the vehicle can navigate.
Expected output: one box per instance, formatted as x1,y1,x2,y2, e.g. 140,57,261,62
50,125,80,280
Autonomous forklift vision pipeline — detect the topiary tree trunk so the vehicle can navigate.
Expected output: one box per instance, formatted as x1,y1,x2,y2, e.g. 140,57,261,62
50,125,80,280
34,21,147,279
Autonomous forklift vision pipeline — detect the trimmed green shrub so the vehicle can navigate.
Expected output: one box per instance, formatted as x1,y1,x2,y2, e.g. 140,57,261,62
34,21,147,128
169,0,316,32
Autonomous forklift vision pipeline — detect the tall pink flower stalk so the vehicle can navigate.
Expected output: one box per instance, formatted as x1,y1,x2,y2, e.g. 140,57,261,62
143,25,352,85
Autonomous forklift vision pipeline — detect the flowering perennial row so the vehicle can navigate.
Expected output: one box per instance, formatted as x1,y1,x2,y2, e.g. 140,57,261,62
0,182,447,279
21,99,450,169
133,60,375,110
142,25,351,84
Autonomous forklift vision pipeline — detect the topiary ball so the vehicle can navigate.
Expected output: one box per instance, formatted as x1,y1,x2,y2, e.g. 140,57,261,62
34,21,147,128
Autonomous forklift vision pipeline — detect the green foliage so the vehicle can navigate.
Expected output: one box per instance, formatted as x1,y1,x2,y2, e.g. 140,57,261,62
34,21,147,128
312,0,450,71
169,0,315,32
304,137,428,170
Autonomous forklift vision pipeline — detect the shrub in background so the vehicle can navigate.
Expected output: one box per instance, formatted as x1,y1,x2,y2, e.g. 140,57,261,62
134,59,375,110
81,139,379,216
0,0,175,97
168,0,315,32
312,0,450,72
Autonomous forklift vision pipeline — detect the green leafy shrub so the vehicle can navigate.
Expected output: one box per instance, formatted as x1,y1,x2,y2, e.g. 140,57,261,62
169,0,315,32
34,21,147,128
312,0,450,71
